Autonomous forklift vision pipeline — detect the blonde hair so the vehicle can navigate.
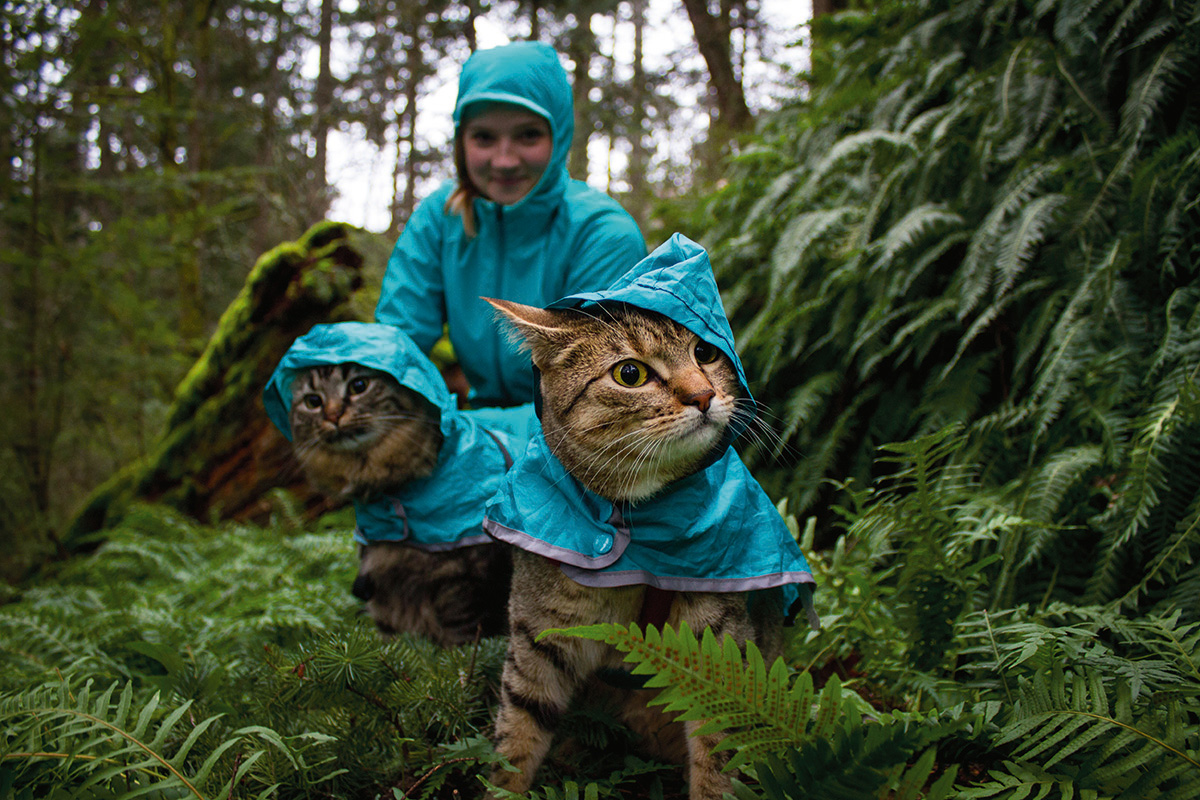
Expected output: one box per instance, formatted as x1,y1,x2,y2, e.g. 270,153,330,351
444,135,481,238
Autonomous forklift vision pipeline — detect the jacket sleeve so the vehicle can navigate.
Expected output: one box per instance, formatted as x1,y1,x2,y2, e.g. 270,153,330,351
374,191,448,353
561,186,647,295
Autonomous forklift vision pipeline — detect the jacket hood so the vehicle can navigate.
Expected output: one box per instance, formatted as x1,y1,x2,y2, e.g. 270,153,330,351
263,322,538,550
548,232,754,446
263,321,454,442
454,41,573,223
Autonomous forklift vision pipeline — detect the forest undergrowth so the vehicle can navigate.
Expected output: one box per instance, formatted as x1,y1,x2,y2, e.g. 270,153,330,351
0,434,1197,798
2,0,1199,797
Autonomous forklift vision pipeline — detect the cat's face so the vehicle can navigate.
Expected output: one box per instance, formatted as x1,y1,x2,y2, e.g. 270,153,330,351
487,299,745,502
288,363,442,497
290,364,411,450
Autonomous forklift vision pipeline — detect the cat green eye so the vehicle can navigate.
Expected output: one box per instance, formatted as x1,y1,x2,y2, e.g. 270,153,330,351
303,394,323,410
348,377,369,395
694,341,721,365
612,360,649,388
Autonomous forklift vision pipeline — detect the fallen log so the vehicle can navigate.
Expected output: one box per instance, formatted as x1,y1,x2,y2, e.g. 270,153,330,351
66,221,391,548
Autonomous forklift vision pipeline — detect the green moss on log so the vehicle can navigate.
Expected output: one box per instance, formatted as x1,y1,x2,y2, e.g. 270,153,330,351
66,221,391,548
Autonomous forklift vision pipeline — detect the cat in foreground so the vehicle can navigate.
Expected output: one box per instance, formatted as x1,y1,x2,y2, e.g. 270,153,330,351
266,322,521,648
481,235,815,800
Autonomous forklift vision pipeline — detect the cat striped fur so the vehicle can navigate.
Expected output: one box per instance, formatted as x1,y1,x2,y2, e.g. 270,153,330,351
484,299,787,799
289,362,510,645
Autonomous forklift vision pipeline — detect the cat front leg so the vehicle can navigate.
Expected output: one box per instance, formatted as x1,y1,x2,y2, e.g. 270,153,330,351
488,554,621,794
683,722,734,800
670,592,768,800
489,622,593,794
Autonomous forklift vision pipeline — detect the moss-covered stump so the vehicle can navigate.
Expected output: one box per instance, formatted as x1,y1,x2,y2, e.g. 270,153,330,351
66,221,389,548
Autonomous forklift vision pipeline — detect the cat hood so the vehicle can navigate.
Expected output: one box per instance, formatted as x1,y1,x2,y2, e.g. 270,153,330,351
546,232,754,451
484,235,818,627
263,322,537,550
454,40,572,226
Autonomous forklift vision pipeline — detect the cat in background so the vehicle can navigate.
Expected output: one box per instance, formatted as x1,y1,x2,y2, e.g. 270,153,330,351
289,362,443,501
284,359,511,647
483,251,815,800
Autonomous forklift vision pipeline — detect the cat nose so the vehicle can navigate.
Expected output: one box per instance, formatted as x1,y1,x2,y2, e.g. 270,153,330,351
323,401,344,424
680,388,715,413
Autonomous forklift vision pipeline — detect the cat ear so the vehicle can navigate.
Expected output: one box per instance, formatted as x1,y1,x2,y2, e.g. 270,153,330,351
484,298,578,366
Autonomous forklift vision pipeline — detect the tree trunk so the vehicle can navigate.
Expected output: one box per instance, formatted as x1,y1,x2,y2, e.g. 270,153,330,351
626,0,650,227
390,35,423,235
679,0,753,136
567,13,596,180
811,0,848,18
313,0,335,216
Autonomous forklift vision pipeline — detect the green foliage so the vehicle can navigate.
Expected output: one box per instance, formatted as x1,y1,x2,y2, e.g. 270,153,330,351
4,1,1200,798
551,620,976,799
702,0,1200,613
0,679,340,799
0,503,510,798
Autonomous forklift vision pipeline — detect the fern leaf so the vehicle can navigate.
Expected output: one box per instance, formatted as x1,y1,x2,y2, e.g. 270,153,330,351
768,207,858,290
993,194,1066,299
542,622,854,772
875,203,965,266
998,665,1200,797
1119,40,1195,148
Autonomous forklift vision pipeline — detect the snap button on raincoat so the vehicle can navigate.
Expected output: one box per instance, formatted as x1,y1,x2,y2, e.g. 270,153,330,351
374,41,646,407
483,234,817,625
263,321,538,550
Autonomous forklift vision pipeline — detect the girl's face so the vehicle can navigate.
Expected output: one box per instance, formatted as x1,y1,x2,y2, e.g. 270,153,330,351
460,106,553,206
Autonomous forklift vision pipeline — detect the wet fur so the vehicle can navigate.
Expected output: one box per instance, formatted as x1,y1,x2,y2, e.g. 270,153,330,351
485,299,783,799
289,363,511,645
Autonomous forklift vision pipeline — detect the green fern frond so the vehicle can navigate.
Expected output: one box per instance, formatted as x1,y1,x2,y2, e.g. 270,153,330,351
1100,0,1159,56
1087,385,1196,602
991,661,1200,797
0,679,240,798
734,713,969,800
1020,444,1105,524
805,130,918,197
542,621,860,773
994,194,1067,298
777,371,841,445
1119,40,1195,149
940,276,1051,383
955,163,1058,320
743,166,806,233
1118,492,1200,611
874,203,965,266
768,207,859,291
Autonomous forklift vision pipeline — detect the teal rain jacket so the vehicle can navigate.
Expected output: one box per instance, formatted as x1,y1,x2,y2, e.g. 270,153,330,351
483,234,818,626
374,40,646,408
263,322,538,549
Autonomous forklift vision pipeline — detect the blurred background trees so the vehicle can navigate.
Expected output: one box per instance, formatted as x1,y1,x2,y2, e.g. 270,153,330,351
0,0,801,578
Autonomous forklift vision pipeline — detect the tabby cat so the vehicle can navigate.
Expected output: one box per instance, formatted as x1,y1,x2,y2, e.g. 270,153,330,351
483,299,789,800
289,363,443,500
289,362,510,646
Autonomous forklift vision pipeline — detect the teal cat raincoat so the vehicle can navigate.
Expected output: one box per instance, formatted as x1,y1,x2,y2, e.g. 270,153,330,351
263,322,538,550
374,40,646,407
483,234,818,626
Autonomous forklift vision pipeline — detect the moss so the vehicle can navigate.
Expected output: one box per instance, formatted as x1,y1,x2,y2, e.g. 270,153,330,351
65,222,394,548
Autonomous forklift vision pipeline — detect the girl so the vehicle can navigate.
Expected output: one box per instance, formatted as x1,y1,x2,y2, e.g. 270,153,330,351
375,40,647,408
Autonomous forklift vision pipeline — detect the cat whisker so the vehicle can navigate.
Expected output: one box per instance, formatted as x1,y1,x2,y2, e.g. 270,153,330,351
729,404,799,462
